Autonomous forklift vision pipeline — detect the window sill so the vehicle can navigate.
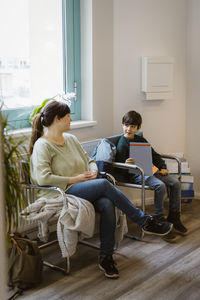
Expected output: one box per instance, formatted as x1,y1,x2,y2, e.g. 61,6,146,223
71,120,97,129
8,120,97,138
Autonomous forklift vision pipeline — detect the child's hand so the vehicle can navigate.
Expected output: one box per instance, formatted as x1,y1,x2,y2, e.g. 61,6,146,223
159,169,168,176
125,158,135,164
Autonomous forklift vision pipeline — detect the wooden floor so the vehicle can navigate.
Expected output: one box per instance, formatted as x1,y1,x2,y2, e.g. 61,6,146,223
10,199,200,300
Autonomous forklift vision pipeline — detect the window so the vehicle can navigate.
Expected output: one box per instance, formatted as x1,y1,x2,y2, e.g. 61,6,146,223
63,0,81,120
0,0,81,129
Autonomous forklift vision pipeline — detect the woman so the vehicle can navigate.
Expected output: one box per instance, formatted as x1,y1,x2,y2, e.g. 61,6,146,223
30,100,172,279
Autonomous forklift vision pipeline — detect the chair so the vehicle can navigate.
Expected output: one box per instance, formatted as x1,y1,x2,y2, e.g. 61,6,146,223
18,155,126,274
94,133,182,240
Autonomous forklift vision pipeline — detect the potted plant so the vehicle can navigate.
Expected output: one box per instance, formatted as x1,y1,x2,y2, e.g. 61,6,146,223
0,109,27,236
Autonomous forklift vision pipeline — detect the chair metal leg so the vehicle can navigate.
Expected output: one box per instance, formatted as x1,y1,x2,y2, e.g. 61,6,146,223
43,240,99,275
43,260,68,275
124,230,144,241
38,239,58,249
39,240,70,274
79,240,100,250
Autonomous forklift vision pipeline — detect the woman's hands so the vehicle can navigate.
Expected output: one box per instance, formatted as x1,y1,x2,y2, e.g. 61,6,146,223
69,171,98,184
83,171,98,180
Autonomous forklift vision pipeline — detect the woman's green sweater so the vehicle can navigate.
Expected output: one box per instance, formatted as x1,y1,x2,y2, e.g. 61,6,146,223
30,133,97,198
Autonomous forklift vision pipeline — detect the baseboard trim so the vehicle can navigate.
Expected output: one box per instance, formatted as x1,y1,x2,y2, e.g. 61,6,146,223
132,196,154,207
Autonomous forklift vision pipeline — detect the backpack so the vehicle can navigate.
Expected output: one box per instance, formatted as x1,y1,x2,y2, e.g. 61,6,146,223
91,138,117,162
8,234,43,299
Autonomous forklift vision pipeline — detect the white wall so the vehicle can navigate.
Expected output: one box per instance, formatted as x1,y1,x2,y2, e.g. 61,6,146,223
74,0,114,141
113,0,187,155
186,0,200,196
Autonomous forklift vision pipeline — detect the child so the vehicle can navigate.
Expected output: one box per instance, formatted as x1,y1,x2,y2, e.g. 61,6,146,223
115,110,187,238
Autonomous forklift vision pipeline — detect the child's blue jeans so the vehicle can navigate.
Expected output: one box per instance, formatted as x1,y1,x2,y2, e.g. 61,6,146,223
130,172,181,215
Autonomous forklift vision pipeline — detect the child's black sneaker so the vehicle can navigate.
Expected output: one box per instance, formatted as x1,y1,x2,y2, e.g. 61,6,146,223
153,213,166,222
99,255,119,279
162,230,178,241
173,221,187,234
142,216,172,236
167,212,187,234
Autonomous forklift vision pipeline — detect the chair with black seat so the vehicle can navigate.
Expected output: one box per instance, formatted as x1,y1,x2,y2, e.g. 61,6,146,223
18,154,126,273
94,133,182,240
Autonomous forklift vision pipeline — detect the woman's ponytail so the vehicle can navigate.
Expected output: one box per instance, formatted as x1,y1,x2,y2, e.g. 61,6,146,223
29,113,44,155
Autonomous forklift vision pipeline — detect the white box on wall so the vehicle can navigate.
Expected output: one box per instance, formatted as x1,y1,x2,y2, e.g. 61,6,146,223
141,56,174,100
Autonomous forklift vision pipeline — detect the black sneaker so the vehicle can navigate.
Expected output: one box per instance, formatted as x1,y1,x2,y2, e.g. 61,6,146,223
167,212,187,234
142,216,173,236
162,231,178,241
99,255,119,279
153,213,166,222
169,218,187,234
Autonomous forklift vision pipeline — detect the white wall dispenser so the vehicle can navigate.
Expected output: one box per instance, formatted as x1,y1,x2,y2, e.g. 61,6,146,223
141,56,174,100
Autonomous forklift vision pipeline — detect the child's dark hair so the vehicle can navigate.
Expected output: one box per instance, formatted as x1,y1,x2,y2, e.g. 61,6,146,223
29,100,70,154
122,111,142,128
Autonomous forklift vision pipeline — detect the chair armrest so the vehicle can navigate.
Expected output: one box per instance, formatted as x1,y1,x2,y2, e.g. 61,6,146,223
98,171,116,185
111,162,145,176
160,154,182,180
103,161,145,188
104,161,146,212
21,183,66,205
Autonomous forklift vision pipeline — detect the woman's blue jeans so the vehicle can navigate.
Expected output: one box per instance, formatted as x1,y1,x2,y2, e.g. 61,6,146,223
130,173,181,215
66,178,149,257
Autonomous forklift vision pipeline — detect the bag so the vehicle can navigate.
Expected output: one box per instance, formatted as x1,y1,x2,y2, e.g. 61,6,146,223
8,234,43,297
91,138,116,162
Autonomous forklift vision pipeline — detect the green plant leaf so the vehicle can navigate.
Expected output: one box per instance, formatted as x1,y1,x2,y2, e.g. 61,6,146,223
29,98,52,124
0,110,28,236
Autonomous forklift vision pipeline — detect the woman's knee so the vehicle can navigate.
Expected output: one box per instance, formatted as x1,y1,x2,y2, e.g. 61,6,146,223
97,178,114,191
98,178,112,186
94,197,115,213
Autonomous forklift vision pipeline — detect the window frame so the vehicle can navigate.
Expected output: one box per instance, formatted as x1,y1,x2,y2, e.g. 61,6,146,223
2,0,81,129
62,0,81,121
